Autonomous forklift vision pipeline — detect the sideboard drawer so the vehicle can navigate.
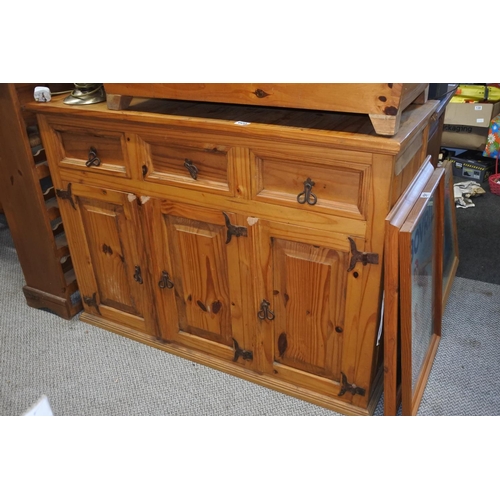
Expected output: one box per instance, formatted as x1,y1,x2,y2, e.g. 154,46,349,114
139,131,234,196
251,147,371,219
52,124,130,177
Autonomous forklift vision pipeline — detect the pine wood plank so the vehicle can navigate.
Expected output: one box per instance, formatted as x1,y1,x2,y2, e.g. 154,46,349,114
104,83,429,136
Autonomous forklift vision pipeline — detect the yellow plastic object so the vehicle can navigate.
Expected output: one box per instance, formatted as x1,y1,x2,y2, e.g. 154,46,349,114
454,84,500,102
450,96,481,103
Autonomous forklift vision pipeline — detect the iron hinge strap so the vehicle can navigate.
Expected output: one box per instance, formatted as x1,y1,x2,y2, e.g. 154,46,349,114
347,237,379,272
55,183,76,210
83,292,101,315
232,338,253,362
223,212,248,244
338,372,366,397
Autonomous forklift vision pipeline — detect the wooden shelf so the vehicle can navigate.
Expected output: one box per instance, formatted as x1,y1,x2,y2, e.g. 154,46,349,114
0,83,82,319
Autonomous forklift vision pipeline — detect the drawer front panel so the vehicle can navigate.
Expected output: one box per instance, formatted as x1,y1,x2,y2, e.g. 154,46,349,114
140,132,233,195
252,148,370,219
54,125,129,177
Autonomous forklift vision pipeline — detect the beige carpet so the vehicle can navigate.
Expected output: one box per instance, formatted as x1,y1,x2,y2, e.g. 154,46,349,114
1,219,500,416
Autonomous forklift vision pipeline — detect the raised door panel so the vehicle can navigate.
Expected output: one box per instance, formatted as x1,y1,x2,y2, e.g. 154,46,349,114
272,239,344,379
255,220,370,405
57,183,156,334
145,200,253,366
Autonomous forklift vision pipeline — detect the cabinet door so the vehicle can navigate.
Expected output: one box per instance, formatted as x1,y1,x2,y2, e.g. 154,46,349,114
145,199,254,365
255,220,373,404
56,182,156,335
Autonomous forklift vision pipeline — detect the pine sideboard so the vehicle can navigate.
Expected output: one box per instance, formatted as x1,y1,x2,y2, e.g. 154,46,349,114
29,94,440,415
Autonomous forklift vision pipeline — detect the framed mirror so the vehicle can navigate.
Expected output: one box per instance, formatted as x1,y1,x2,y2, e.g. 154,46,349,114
399,167,445,416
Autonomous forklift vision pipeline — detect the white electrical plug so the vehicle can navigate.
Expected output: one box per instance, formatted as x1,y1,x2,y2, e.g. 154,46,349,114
34,86,51,102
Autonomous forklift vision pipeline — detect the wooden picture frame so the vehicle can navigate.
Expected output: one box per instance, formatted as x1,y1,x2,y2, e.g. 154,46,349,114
399,167,445,416
383,156,435,416
441,159,459,310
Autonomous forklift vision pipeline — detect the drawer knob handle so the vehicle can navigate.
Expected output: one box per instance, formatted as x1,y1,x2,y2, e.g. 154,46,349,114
85,146,101,167
297,177,317,206
158,271,174,289
184,158,199,180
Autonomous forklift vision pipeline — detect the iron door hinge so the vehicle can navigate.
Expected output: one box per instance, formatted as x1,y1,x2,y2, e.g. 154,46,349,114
232,338,253,362
347,237,379,272
223,212,248,244
338,372,366,397
55,183,76,210
83,292,101,315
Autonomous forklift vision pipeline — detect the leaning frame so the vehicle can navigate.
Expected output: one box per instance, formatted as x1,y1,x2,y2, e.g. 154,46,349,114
441,159,459,311
399,167,445,416
383,156,435,416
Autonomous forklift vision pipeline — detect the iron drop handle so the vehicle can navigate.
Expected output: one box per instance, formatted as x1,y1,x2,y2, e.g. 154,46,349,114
133,266,143,284
184,159,199,180
297,178,317,206
257,299,275,321
86,146,101,167
158,271,174,289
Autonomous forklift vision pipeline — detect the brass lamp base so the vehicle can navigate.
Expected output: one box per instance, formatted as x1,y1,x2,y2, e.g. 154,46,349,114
64,84,106,105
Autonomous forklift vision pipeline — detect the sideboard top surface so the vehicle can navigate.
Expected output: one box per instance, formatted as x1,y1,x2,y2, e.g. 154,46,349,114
27,95,439,156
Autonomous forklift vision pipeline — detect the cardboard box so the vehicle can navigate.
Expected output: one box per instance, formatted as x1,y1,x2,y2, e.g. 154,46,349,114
450,150,496,182
441,124,489,150
444,101,500,128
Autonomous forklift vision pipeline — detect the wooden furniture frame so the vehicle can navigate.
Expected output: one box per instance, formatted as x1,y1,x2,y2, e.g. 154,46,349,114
0,83,82,319
28,89,444,415
104,83,429,136
399,167,445,416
